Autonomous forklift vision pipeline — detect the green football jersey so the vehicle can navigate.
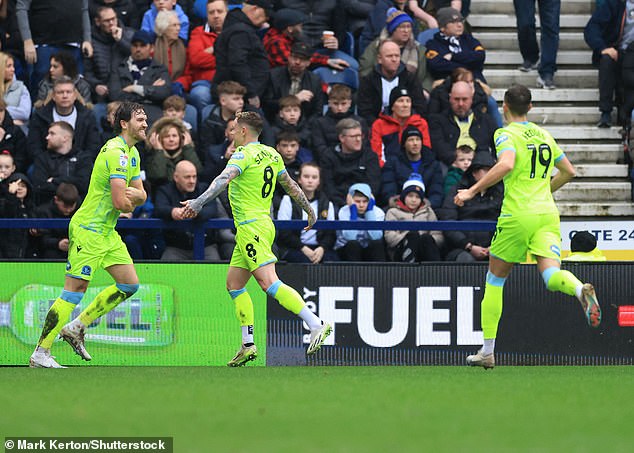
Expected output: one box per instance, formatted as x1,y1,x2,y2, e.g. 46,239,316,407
226,142,286,225
494,121,565,217
71,136,141,235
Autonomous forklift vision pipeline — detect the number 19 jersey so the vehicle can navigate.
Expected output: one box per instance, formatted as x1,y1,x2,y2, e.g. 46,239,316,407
494,121,565,217
226,142,286,225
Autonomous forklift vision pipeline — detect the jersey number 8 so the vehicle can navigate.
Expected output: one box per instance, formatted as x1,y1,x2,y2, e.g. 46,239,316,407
262,165,273,198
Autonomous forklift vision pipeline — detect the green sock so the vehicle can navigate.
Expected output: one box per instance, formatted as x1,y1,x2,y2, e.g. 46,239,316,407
546,270,582,297
38,298,76,349
78,285,128,326
270,283,304,315
231,290,254,326
481,281,504,340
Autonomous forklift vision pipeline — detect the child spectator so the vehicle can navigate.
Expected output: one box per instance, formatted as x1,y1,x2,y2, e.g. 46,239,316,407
200,80,245,148
276,162,338,264
0,149,16,182
200,116,236,184
384,174,443,262
0,99,28,173
141,0,189,41
335,182,386,262
272,130,313,214
271,95,313,149
311,84,368,163
163,94,193,131
564,231,607,262
100,100,122,143
30,182,79,259
444,145,474,194
0,172,35,258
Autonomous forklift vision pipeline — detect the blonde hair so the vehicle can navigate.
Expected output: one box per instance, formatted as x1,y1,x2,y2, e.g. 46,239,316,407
0,52,14,96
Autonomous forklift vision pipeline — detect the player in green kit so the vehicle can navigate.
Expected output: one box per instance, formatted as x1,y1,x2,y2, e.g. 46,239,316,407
454,85,601,369
181,111,332,366
29,102,148,368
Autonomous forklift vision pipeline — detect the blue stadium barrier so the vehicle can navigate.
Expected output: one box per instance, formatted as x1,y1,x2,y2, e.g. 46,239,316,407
0,219,496,261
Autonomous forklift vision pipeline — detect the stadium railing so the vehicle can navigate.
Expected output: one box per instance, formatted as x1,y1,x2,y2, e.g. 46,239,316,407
0,219,497,260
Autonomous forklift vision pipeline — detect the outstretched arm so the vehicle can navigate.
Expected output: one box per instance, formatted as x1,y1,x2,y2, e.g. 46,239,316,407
277,171,316,231
181,165,240,218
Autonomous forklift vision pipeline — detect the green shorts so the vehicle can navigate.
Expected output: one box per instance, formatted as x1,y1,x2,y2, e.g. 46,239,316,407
66,222,132,281
489,213,562,263
230,218,277,272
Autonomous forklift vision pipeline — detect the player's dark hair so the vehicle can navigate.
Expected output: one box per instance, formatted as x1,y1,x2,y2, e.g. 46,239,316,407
114,102,146,134
276,129,300,144
504,84,532,116
235,111,263,135
55,182,80,205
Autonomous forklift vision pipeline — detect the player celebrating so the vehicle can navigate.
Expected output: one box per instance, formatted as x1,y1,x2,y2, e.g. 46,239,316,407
29,102,148,368
181,111,332,366
454,84,601,369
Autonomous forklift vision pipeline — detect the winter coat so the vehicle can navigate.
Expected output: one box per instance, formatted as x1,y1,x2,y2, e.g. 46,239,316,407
0,172,35,258
370,112,431,166
269,115,313,150
27,102,100,163
427,110,497,166
358,63,427,125
436,171,503,250
108,57,171,107
88,0,138,28
381,150,444,209
359,0,419,55
263,66,324,123
31,198,75,259
310,109,369,163
3,78,31,123
83,24,134,90
584,0,627,65
276,0,344,50
144,144,202,190
428,76,490,115
0,113,28,173
384,199,444,249
335,202,385,249
31,147,92,205
213,8,270,100
425,32,486,82
140,3,189,41
175,25,219,91
320,144,382,210
36,76,93,105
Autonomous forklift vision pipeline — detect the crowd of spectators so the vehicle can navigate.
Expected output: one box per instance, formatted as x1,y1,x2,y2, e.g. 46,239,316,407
1,0,508,263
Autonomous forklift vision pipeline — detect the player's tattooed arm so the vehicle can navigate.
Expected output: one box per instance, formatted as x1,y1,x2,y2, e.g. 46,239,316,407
181,165,240,218
278,171,317,231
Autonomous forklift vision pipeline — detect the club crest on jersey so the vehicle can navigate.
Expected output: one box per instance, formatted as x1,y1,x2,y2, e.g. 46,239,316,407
81,265,92,276
119,154,129,167
495,135,509,147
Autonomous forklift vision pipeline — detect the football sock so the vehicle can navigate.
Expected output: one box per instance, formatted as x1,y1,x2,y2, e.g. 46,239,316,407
77,284,131,326
241,326,254,345
266,280,305,315
229,288,254,328
482,339,496,356
37,292,82,349
542,267,582,297
481,271,506,342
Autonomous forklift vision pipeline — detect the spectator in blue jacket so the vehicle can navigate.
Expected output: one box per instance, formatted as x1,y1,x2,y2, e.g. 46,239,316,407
424,7,485,82
140,0,189,41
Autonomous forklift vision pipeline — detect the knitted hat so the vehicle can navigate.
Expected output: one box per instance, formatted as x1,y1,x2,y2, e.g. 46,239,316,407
570,231,597,253
401,125,423,147
469,151,496,171
389,86,411,110
436,7,464,28
385,7,414,35
290,41,312,59
348,182,372,199
245,0,274,15
273,8,306,30
400,173,425,202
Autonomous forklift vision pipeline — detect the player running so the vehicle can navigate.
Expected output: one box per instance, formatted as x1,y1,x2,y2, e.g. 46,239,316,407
182,111,332,366
29,102,148,368
454,84,601,370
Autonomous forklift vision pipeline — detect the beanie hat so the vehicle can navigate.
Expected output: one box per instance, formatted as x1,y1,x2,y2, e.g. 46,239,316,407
469,151,496,171
436,7,464,29
389,86,411,111
400,173,425,202
401,125,423,148
570,231,597,253
386,7,414,35
273,8,307,30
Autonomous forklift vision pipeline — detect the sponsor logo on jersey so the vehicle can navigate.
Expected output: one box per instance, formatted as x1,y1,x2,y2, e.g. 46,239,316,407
120,154,129,167
495,134,509,147
232,152,245,160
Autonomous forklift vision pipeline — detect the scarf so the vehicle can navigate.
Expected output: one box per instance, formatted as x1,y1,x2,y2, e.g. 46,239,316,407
440,32,462,54
154,36,187,81
127,57,152,82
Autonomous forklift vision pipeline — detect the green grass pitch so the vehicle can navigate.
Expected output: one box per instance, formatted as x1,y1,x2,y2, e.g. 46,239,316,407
1,366,632,452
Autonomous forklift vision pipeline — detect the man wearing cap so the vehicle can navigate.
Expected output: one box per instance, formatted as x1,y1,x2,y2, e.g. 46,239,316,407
108,29,171,124
370,86,431,167
335,182,387,262
358,40,427,125
213,0,272,109
263,8,349,70
381,124,444,209
263,41,325,122
427,80,496,166
321,118,381,210
425,7,486,82
359,7,432,92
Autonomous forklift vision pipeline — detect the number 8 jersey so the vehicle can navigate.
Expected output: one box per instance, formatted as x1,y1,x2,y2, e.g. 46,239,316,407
494,122,565,217
226,142,286,225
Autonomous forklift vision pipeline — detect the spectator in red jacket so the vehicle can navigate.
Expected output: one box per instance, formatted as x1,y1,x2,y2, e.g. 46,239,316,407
263,8,349,70
175,0,227,113
370,86,431,167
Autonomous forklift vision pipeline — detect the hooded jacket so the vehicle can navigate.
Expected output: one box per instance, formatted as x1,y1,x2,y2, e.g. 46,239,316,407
370,112,431,166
